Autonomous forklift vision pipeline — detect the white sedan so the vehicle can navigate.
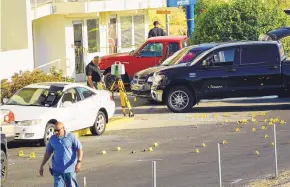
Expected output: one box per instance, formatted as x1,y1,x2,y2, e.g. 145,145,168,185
0,82,115,145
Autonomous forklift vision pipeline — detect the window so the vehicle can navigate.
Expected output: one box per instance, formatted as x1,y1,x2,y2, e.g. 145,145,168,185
206,49,235,66
121,16,133,48
87,19,100,53
279,43,286,61
120,15,146,50
62,89,81,103
134,15,145,46
6,88,48,106
76,87,95,99
168,43,179,56
139,43,163,57
241,45,273,64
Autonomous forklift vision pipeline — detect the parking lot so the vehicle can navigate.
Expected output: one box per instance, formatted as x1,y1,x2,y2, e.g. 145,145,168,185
4,95,290,187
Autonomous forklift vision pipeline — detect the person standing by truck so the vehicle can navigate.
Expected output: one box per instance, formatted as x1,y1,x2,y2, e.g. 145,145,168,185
85,56,105,90
148,21,166,38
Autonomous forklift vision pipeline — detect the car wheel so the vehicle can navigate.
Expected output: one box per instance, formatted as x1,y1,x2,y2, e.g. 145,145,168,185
1,150,8,184
90,111,107,135
166,86,195,113
41,123,55,146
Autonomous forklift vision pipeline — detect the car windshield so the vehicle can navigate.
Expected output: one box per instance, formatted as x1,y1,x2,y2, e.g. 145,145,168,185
161,48,191,66
5,87,62,107
162,46,214,66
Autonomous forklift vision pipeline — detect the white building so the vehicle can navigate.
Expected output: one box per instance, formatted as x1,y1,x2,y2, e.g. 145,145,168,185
0,0,170,81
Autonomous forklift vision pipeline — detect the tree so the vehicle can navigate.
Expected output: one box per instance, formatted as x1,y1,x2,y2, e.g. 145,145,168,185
191,0,290,46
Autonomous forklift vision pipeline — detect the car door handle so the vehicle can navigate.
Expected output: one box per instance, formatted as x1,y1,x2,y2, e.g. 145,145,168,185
226,68,236,72
269,65,278,69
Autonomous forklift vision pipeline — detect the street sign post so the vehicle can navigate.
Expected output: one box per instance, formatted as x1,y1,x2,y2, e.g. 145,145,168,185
167,0,197,37
167,0,196,7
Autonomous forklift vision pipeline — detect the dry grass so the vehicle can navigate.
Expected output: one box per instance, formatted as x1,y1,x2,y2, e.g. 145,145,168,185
248,170,290,187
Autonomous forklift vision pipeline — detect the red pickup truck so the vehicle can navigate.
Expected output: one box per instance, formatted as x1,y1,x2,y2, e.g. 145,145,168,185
98,36,188,87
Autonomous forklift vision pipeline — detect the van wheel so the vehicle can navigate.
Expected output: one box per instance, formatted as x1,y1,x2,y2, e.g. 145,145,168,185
166,86,195,113
90,111,107,135
41,124,55,146
1,150,8,184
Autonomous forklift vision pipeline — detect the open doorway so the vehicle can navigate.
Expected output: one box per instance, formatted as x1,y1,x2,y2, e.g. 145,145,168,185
108,15,117,54
73,21,86,81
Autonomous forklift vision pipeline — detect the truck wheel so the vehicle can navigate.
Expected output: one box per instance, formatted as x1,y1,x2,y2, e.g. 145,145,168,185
41,123,55,146
90,111,107,135
1,149,8,184
166,86,195,113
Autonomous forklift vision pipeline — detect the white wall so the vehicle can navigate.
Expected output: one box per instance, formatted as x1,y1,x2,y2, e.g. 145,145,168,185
33,15,67,76
1,0,28,51
0,0,34,80
0,50,34,80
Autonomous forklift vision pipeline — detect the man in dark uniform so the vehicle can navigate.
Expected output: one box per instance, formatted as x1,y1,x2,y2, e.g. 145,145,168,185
148,21,166,38
85,56,105,90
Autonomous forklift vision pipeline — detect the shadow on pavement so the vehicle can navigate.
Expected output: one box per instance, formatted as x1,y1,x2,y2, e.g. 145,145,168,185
8,140,43,149
223,98,290,104
116,103,290,115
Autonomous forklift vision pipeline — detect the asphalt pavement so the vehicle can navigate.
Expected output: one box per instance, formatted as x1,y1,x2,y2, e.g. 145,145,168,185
4,96,290,187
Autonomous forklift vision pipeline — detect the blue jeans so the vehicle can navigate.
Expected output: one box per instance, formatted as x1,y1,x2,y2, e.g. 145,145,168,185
53,172,78,187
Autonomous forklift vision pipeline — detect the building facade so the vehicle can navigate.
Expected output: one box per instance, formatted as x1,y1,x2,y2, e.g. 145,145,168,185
1,0,170,81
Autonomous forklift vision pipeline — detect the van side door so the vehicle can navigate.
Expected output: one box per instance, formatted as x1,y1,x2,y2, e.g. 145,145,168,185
233,44,281,97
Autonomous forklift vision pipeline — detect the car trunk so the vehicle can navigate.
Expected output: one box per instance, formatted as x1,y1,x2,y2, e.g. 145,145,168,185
260,27,290,41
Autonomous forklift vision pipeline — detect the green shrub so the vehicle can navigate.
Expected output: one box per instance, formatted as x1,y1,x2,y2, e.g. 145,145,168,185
190,0,290,55
1,66,74,103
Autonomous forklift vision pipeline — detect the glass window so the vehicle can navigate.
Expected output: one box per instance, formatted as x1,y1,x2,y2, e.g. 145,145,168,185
241,45,272,64
73,22,84,74
134,15,145,47
121,16,133,48
139,43,163,57
62,89,81,103
207,49,235,66
167,43,179,56
6,88,48,106
76,87,96,99
162,47,190,66
278,43,286,61
87,19,100,53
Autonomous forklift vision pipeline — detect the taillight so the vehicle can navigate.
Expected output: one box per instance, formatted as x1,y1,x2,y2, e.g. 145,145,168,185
4,111,15,123
110,95,113,101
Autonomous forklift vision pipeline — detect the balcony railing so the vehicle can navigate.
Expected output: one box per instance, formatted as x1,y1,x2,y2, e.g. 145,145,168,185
31,0,167,9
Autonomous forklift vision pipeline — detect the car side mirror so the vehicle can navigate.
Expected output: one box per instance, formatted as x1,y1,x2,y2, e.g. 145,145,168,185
2,98,8,104
62,101,73,108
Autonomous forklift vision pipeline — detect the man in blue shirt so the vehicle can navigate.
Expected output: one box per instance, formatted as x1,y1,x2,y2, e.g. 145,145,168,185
39,122,83,187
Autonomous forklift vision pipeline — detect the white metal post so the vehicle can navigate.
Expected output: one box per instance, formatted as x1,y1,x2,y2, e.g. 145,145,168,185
218,143,222,187
274,123,278,178
165,14,170,36
152,161,156,187
84,176,87,187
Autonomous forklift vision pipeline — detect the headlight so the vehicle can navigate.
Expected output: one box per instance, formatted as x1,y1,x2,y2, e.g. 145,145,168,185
147,76,153,82
17,119,42,126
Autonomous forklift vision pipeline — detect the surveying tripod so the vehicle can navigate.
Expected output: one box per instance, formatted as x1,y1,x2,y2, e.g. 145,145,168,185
109,76,134,117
